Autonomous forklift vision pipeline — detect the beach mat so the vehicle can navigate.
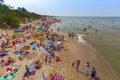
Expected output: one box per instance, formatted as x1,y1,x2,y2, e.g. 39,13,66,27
0,52,8,58
22,70,36,78
0,65,20,80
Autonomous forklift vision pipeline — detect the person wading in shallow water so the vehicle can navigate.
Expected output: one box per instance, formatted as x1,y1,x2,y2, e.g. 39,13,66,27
57,28,60,32
95,29,98,34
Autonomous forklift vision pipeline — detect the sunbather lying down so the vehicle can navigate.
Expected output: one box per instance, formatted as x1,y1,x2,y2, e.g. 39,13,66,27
33,60,42,69
22,45,30,50
0,50,8,58
1,57,15,66
48,73,64,80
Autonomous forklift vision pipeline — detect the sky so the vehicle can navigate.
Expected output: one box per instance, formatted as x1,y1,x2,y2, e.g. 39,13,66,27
3,0,120,16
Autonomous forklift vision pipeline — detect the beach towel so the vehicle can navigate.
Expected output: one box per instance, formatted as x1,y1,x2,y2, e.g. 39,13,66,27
4,61,11,66
22,70,36,78
0,51,8,58
15,43,22,47
29,64,35,70
55,56,61,62
33,43,37,49
55,74,63,80
13,50,19,55
46,40,53,46
37,27,42,32
0,65,20,80
37,47,41,52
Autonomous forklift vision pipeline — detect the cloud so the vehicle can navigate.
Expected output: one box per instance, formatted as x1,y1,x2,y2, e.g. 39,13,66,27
4,0,44,8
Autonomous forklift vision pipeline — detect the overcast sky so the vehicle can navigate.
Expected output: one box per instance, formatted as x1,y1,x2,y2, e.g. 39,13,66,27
4,0,120,16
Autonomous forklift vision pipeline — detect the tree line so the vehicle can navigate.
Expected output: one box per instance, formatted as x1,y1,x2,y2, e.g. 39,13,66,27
0,3,44,29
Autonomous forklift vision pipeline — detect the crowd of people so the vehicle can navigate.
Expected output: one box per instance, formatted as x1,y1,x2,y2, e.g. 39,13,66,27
0,17,98,80
0,18,67,80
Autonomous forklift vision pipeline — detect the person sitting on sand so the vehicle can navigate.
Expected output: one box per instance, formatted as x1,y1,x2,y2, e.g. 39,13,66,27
4,57,14,66
0,59,5,66
55,56,61,62
37,43,41,52
7,57,14,64
49,73,55,80
33,41,37,51
34,60,41,69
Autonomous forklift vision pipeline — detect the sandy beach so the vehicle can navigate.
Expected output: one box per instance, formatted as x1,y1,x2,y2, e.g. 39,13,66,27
0,18,119,80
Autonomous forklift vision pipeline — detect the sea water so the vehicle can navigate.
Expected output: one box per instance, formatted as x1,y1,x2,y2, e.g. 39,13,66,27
52,17,120,75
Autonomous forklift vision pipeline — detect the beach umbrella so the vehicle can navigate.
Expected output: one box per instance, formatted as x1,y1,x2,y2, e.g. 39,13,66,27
41,72,45,80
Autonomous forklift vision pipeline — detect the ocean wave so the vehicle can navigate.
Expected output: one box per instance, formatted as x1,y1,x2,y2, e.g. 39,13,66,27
76,34,86,43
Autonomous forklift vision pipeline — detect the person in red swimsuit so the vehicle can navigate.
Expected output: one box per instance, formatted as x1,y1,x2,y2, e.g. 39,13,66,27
75,58,80,71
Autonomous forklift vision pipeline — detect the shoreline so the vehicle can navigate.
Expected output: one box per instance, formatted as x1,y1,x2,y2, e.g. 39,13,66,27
51,20,120,80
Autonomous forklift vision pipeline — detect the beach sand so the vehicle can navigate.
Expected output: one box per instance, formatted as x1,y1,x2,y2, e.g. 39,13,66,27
0,20,120,80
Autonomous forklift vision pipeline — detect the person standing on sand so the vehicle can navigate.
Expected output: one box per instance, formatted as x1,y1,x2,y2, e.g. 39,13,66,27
91,67,97,79
74,58,80,71
95,29,98,34
83,61,90,74
25,65,30,78
57,28,60,32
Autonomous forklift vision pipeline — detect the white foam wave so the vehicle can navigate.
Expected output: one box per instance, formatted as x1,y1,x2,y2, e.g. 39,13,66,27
77,34,86,43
